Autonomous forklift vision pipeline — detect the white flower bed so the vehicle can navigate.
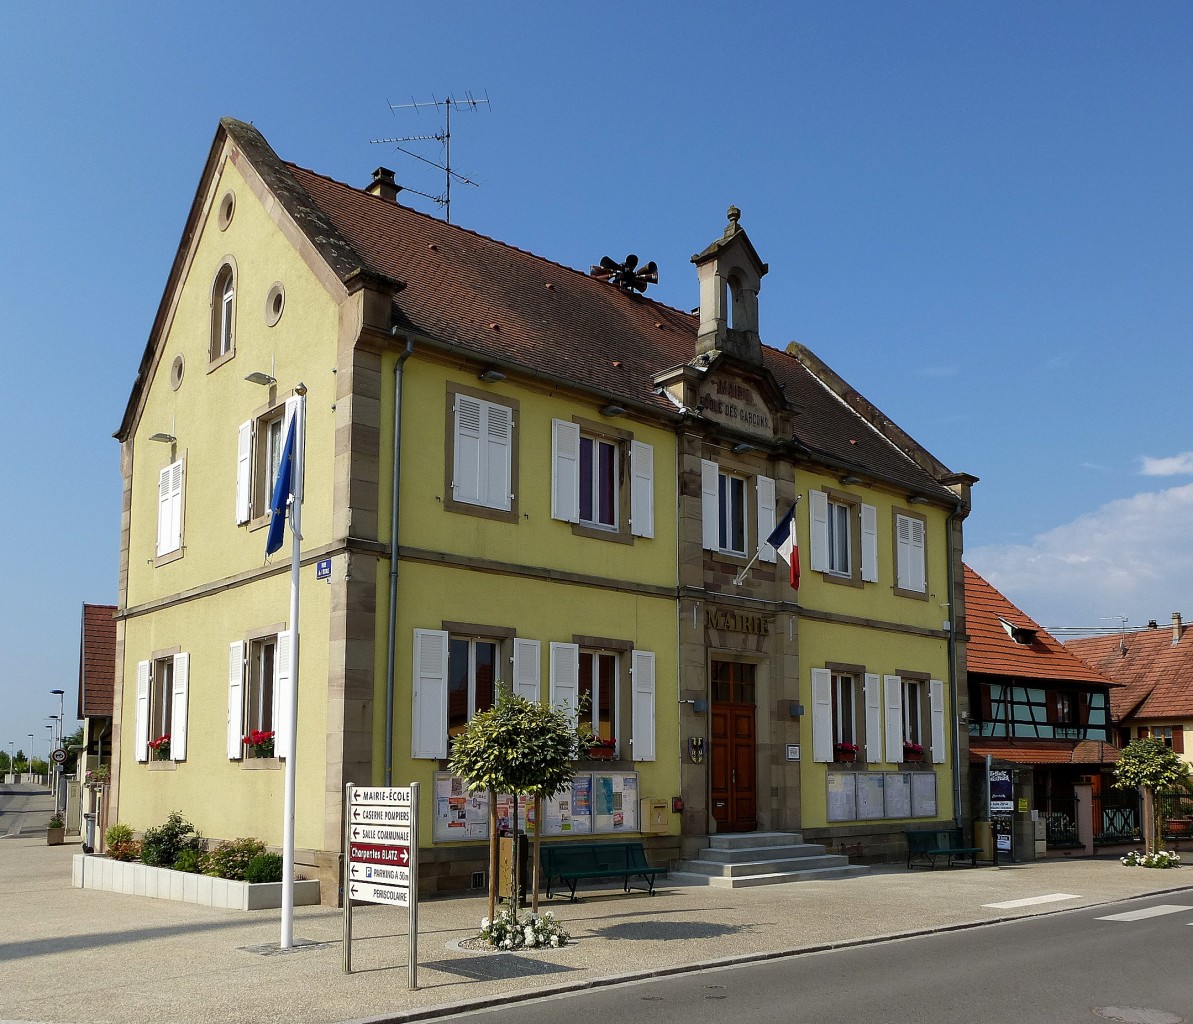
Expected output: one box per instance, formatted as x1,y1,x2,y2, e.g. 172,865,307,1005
1120,849,1182,869
478,909,571,949
72,854,320,910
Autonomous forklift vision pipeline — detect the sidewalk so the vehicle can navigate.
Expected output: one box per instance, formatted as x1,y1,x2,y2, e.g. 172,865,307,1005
2,825,1190,1024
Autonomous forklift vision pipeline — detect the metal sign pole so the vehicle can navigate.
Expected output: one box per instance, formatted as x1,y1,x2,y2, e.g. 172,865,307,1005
409,781,419,991
343,783,353,974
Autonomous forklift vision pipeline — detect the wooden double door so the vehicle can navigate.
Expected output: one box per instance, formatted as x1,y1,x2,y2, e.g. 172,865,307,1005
710,660,757,833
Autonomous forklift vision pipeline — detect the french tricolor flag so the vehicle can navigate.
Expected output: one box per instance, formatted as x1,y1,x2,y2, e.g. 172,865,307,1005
766,502,800,590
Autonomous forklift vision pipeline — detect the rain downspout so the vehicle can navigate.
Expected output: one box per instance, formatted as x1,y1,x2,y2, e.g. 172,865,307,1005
947,501,964,826
384,333,415,787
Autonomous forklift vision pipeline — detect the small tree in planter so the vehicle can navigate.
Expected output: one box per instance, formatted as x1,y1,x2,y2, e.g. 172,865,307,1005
447,685,580,938
1114,738,1191,855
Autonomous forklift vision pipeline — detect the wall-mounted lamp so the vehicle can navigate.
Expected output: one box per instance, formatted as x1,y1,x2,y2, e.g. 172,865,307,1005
788,702,805,718
478,368,506,383
148,432,176,444
839,475,862,486
244,371,277,386
732,443,756,454
600,404,626,417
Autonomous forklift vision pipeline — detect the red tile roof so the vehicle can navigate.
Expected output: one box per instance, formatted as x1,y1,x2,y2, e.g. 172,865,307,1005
964,565,1118,687
78,604,116,719
969,738,1121,765
1066,621,1193,720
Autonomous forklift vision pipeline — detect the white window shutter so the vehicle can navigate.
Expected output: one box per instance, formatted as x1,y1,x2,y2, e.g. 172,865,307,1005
551,419,580,523
809,490,829,572
453,395,483,504
909,517,926,592
512,638,541,702
884,675,903,764
236,421,253,524
864,673,882,763
135,660,151,763
929,679,946,763
274,630,293,760
412,629,449,759
484,402,513,510
227,641,245,759
630,440,654,538
861,503,878,582
756,475,776,563
171,653,190,761
701,459,719,550
811,668,833,762
631,649,656,762
156,462,183,557
549,642,580,724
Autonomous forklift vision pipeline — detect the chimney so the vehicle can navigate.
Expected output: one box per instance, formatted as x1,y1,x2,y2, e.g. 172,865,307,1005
1173,612,1183,644
366,167,401,203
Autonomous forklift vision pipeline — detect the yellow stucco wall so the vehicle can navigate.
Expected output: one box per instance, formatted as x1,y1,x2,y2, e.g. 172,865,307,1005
118,153,341,847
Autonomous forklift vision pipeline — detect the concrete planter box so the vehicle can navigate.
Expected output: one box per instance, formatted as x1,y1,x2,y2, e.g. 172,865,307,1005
71,855,319,911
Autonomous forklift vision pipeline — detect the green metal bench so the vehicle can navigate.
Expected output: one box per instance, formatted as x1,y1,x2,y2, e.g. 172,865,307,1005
540,841,665,901
905,827,982,869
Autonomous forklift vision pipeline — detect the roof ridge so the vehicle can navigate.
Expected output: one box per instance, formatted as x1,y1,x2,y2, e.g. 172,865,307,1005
286,161,700,327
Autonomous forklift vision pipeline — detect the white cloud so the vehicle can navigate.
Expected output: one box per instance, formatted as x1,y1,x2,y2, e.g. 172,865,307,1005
966,482,1193,631
1140,452,1193,476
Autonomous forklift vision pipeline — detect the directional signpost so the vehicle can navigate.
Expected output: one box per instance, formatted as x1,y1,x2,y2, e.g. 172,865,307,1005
343,783,419,985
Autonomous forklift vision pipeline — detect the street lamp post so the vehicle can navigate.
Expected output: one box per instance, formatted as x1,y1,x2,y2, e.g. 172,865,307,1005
27,734,34,777
50,689,66,812
6,741,12,780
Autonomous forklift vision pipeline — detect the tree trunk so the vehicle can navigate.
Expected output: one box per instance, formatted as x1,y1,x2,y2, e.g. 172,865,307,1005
510,795,520,922
1143,787,1156,855
488,790,498,924
532,795,542,915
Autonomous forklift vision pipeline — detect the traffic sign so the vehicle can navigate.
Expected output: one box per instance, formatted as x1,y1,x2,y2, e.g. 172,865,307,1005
351,787,412,807
349,880,410,907
50,748,67,765
350,803,411,826
348,841,410,867
349,862,410,886
349,823,410,846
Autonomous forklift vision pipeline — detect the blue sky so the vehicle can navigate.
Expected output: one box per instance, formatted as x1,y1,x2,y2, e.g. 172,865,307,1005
2,2,1190,753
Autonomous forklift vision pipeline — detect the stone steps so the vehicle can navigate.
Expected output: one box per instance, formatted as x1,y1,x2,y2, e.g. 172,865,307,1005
670,831,867,888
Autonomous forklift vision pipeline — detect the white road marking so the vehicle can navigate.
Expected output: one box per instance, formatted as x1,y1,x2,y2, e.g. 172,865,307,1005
1096,905,1193,922
983,893,1081,909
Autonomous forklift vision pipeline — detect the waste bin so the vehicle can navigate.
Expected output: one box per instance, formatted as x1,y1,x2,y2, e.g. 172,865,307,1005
974,819,993,863
82,812,96,854
498,831,529,907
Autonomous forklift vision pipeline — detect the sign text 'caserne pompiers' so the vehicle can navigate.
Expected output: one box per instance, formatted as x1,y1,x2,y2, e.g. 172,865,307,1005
343,783,419,986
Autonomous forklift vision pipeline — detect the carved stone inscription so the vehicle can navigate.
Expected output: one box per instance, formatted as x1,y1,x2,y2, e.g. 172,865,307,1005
706,609,770,636
700,377,772,434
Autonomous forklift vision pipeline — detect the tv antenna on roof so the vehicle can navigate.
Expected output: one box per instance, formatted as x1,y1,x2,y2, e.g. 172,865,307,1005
370,92,490,224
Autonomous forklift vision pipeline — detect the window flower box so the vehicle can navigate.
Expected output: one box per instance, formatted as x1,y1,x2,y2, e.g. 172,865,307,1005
903,742,925,763
833,742,860,763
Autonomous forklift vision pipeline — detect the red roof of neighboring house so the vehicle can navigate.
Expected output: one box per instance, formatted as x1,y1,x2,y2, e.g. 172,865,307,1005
964,565,1119,687
78,604,116,719
969,738,1121,766
1066,618,1193,720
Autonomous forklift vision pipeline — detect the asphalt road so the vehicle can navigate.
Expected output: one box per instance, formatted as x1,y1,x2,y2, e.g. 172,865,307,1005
0,785,51,838
439,894,1193,1024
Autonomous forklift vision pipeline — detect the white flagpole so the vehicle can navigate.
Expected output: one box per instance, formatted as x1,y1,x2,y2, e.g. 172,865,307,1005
281,384,306,950
733,494,801,586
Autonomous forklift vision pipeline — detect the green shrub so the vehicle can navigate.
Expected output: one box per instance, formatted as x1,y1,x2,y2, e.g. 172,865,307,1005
105,823,134,849
173,848,207,874
243,852,283,884
140,811,202,868
205,837,267,880
108,839,141,862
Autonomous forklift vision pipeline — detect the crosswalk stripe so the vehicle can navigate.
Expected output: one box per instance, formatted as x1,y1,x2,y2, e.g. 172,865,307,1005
1096,905,1193,922
983,893,1081,909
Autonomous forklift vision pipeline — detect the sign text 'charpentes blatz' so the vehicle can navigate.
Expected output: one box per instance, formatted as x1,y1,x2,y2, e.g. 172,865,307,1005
349,842,410,866
351,804,411,825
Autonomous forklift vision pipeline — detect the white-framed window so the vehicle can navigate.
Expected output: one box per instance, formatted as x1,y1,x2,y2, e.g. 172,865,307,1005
549,641,655,761
551,419,654,539
448,636,499,740
832,672,858,746
701,460,776,561
412,628,507,759
883,673,946,764
894,512,927,595
227,632,292,760
210,263,236,363
155,459,185,559
452,393,513,512
812,668,882,762
809,490,877,583
579,650,618,748
236,396,300,526
134,652,189,763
